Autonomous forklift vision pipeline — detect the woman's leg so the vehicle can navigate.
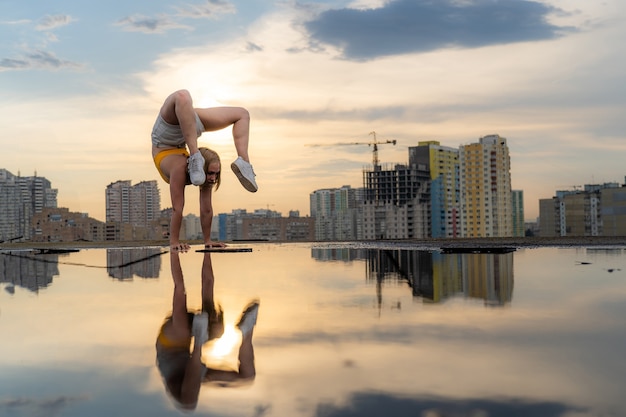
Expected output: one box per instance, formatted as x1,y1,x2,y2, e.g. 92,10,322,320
159,90,207,185
195,106,251,162
237,328,256,379
236,300,258,378
196,106,257,192
159,90,202,155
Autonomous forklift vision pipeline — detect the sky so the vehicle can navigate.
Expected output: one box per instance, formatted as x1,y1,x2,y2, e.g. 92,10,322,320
1,0,625,222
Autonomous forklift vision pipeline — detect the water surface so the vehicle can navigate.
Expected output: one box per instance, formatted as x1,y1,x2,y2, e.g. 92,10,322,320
1,243,625,417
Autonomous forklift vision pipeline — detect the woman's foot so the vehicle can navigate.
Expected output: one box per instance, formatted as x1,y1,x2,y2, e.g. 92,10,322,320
188,152,206,186
231,157,258,192
236,300,260,338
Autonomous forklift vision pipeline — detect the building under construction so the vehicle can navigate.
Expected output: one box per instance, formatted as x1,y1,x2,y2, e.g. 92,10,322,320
361,162,431,239
361,135,516,239
311,133,520,240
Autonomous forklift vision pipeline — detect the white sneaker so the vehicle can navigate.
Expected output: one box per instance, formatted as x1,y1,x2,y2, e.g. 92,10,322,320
188,152,206,186
192,312,209,345
231,157,258,192
236,300,259,338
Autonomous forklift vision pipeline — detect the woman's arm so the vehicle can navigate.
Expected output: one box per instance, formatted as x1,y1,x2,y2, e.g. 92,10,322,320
169,163,189,250
199,186,225,247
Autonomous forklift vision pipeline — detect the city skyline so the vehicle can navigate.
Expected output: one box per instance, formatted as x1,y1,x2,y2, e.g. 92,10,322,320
4,155,626,227
2,1,625,221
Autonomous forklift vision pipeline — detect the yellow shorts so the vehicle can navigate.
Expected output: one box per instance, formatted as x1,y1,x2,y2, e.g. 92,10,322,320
153,148,189,184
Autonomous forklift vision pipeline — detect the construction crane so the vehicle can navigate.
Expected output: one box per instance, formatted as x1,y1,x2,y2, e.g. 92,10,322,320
307,131,397,168
365,131,397,167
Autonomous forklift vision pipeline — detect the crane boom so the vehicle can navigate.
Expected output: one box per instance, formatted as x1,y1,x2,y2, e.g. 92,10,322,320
306,131,397,167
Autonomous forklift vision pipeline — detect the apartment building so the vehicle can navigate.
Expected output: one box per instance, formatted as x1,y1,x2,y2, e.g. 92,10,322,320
539,181,626,237
31,207,105,242
310,186,362,241
310,134,519,241
409,141,460,238
459,134,513,237
217,209,314,241
512,190,525,237
106,180,160,227
0,169,58,242
105,180,162,240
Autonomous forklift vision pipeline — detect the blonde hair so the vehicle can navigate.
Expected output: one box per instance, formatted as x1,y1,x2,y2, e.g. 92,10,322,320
199,147,221,191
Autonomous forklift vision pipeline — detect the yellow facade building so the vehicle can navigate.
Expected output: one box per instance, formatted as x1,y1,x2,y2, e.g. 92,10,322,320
459,134,513,237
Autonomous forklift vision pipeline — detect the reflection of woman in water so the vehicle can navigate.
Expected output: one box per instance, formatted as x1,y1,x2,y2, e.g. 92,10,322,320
156,249,259,410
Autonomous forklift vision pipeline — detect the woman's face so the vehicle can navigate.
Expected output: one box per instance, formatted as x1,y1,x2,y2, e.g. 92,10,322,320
205,161,221,186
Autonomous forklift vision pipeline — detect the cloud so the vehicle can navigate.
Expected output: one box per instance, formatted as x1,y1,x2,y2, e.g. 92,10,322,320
0,395,87,417
175,0,237,19
315,391,585,417
0,19,31,25
36,14,74,31
0,14,77,73
246,41,263,52
0,50,82,71
255,105,412,123
0,57,29,69
304,0,576,60
115,15,190,33
116,1,236,34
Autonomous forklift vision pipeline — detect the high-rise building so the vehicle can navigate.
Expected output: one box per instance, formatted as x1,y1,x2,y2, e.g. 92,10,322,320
512,190,525,237
310,186,362,241
0,169,58,241
130,180,161,228
105,180,161,240
0,169,23,242
308,135,520,241
106,180,160,227
459,134,513,237
361,163,431,240
106,180,131,224
184,213,203,240
409,141,460,238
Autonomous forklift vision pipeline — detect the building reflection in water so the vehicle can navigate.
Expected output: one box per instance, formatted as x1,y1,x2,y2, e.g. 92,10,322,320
0,252,60,293
0,247,166,292
311,248,514,306
106,248,164,280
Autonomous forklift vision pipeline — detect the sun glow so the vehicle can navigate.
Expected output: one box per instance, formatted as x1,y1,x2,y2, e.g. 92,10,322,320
194,87,242,147
194,80,243,109
208,325,240,358
197,95,226,108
